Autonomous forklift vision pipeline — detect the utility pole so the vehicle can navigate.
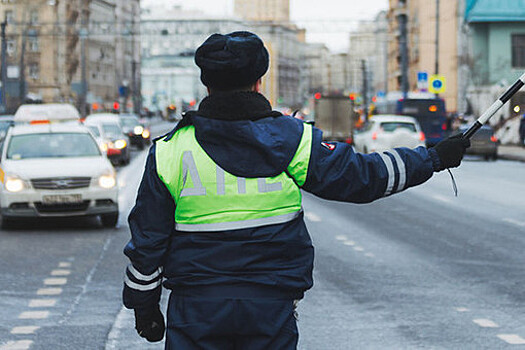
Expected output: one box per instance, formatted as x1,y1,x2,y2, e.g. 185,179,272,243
397,0,409,99
435,0,440,75
1,21,7,112
361,59,368,119
434,0,440,98
79,5,88,117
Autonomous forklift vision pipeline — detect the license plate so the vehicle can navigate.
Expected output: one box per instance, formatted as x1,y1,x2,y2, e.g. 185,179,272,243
42,194,82,204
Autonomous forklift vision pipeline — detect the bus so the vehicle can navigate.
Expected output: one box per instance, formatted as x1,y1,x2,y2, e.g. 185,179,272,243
374,92,448,146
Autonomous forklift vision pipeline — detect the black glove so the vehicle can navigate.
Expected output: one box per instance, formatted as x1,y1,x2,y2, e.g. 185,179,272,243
134,305,165,342
432,133,470,171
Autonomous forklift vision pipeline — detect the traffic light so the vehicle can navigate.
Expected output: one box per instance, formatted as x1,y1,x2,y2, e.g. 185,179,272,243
314,92,322,100
113,101,120,111
349,93,356,101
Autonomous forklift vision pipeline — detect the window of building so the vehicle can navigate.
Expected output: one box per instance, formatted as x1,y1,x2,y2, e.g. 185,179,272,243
29,37,39,52
29,10,38,25
512,34,525,68
5,10,14,24
7,39,15,56
29,63,39,80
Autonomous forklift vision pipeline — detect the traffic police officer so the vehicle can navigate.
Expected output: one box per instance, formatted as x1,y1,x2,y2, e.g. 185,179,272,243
122,31,470,349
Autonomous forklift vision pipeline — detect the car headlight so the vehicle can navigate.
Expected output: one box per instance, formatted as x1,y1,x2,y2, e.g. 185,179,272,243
133,126,144,135
98,174,116,189
142,129,150,139
114,139,127,149
100,143,108,152
5,176,25,192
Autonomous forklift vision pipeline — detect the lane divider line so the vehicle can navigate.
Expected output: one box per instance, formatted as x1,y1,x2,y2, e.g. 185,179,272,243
473,319,499,328
10,326,40,335
304,212,321,222
335,235,347,241
43,278,67,286
353,246,364,252
343,241,355,246
36,288,62,296
28,299,56,308
58,262,71,268
497,334,525,345
18,311,49,320
455,307,469,312
50,269,71,276
0,340,34,350
502,218,525,227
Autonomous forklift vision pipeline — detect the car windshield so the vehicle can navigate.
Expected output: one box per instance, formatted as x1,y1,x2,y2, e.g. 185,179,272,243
101,123,123,138
87,125,100,137
121,117,140,127
6,132,101,159
380,122,416,132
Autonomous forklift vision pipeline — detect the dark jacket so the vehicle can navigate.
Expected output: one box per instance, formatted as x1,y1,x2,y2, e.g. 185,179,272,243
123,91,440,310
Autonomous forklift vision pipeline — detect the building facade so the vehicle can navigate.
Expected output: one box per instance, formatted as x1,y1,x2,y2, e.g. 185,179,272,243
0,0,139,115
387,0,460,113
234,0,290,23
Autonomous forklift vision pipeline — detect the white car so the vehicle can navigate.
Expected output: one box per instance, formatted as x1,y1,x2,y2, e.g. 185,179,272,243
0,105,119,228
353,115,426,153
84,114,131,166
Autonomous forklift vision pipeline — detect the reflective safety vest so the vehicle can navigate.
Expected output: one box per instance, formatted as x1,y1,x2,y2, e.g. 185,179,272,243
155,123,312,232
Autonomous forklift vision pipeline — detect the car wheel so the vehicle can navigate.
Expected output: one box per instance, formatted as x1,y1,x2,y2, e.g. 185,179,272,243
363,146,368,154
0,215,12,230
100,213,119,228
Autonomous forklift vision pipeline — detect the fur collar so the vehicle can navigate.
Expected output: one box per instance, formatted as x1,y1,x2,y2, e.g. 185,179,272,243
195,91,282,120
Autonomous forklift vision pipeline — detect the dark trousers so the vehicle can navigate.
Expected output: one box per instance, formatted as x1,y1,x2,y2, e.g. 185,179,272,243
165,294,298,350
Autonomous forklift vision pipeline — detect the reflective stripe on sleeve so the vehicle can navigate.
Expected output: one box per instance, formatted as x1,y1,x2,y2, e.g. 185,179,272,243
127,264,162,282
389,150,406,192
124,274,162,291
175,210,302,232
379,153,395,196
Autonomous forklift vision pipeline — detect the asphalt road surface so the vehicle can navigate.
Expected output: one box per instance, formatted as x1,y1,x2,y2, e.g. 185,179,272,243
1,134,524,349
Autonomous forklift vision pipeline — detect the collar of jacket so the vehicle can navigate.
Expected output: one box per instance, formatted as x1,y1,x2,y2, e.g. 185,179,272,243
196,91,282,121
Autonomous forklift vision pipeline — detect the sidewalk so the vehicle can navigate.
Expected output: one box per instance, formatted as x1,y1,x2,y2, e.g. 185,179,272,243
498,144,525,162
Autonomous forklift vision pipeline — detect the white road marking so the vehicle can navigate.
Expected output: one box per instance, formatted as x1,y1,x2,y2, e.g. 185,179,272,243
44,278,67,285
36,288,62,296
59,235,113,325
58,262,72,268
335,235,347,241
432,194,452,203
29,299,56,308
51,269,71,276
343,240,355,246
455,307,469,312
353,246,364,252
10,326,40,335
473,319,499,328
497,334,525,345
0,340,33,350
365,253,375,258
304,212,321,222
18,311,49,319
502,218,525,227
105,306,132,350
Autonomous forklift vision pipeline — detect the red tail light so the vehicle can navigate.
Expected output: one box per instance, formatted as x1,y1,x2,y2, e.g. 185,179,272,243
372,132,377,140
345,137,353,144
442,123,447,131
419,132,426,141
490,135,498,142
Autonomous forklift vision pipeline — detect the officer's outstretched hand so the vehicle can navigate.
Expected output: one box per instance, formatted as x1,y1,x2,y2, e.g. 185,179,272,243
431,133,470,171
134,304,165,342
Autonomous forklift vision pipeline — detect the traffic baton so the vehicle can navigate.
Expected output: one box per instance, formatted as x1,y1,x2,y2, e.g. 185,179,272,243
463,72,525,139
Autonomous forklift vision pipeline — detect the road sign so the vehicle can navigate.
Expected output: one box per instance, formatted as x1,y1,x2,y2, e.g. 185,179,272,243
429,74,446,94
417,71,428,91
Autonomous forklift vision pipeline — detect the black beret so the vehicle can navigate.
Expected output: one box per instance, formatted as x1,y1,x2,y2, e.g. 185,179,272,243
195,31,269,90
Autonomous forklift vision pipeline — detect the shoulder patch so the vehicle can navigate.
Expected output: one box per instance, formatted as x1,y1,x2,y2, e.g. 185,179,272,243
321,142,336,151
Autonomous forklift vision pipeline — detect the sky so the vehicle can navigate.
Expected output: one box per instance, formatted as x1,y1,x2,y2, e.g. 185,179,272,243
141,0,389,52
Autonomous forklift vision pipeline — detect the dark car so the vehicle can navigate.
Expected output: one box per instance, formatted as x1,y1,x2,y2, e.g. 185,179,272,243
119,114,151,149
458,124,498,160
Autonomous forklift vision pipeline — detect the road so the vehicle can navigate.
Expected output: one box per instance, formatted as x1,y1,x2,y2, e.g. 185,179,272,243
0,136,524,349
